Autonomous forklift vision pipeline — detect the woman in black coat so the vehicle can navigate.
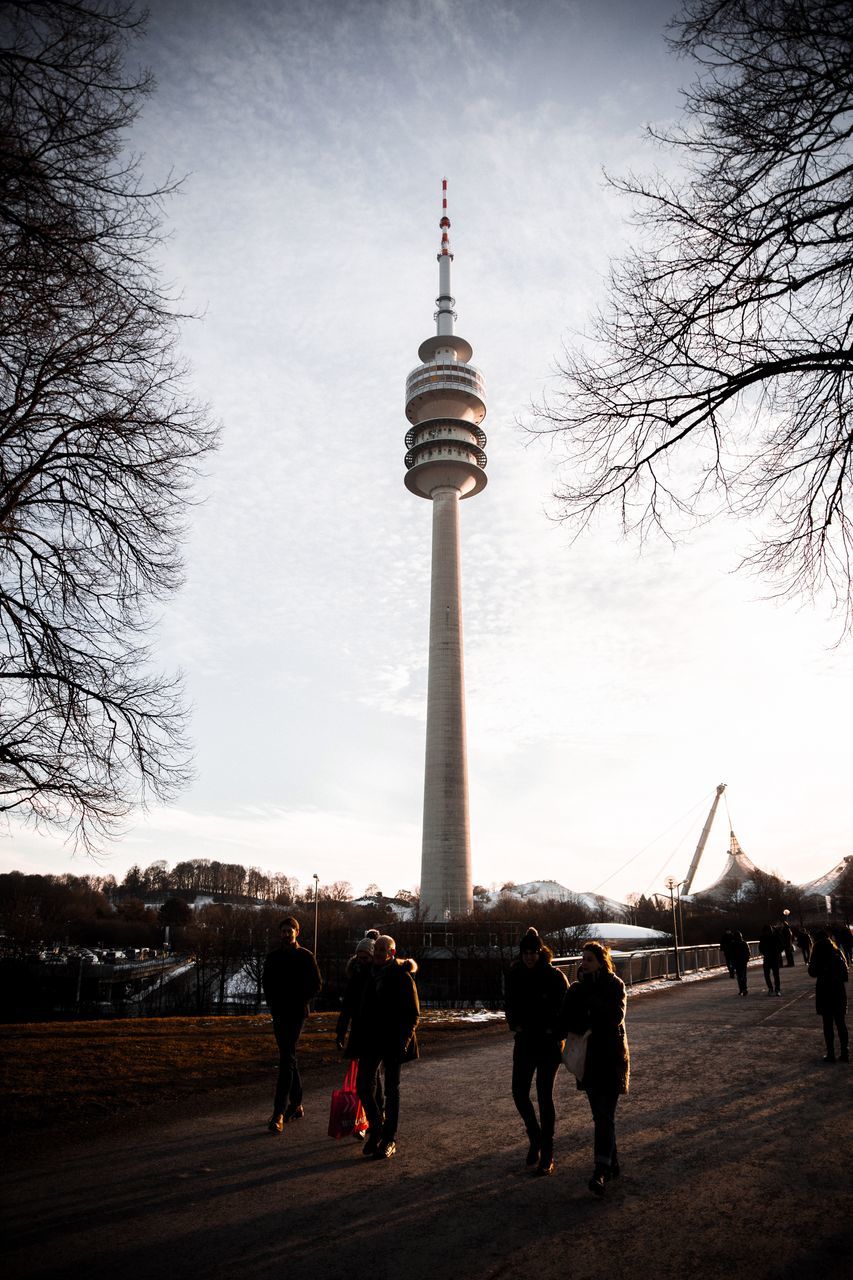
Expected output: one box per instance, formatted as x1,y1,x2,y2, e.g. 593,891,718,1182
560,940,630,1197
335,934,379,1054
504,927,568,1176
808,930,849,1062
335,934,383,1131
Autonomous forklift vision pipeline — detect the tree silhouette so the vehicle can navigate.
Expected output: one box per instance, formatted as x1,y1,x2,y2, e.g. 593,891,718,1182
532,0,853,627
0,1,216,848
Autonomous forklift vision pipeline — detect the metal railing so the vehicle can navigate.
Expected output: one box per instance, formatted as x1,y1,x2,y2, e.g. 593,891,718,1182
552,941,760,987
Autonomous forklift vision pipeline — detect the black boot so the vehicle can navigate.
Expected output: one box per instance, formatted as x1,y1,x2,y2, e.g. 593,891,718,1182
588,1164,608,1196
362,1130,380,1156
535,1143,554,1176
525,1127,541,1167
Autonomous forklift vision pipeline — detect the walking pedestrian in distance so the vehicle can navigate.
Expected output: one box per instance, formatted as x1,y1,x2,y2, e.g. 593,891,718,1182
759,924,782,996
808,930,849,1063
729,930,751,996
779,918,796,967
355,934,419,1160
719,929,737,979
796,927,812,965
262,917,322,1133
560,941,630,1197
504,927,568,1176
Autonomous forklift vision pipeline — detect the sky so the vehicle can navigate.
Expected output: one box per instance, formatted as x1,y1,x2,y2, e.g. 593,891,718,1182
3,0,851,904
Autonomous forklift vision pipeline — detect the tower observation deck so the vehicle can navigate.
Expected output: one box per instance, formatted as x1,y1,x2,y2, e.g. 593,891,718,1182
405,181,487,921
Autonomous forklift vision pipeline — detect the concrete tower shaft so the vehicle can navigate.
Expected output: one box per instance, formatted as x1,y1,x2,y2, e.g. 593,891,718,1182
404,181,487,921
419,486,471,920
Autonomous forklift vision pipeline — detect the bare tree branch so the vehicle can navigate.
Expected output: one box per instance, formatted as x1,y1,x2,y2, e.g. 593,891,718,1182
529,0,853,628
0,2,218,848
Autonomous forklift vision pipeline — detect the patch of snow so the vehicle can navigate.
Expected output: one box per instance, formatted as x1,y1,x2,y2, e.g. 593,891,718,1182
627,957,762,998
582,922,670,941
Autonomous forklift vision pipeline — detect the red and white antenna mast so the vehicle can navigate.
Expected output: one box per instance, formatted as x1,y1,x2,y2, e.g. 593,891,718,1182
436,178,456,336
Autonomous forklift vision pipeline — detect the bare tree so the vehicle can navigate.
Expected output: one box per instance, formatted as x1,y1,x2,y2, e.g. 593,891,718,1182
531,0,853,626
0,2,216,847
323,879,353,902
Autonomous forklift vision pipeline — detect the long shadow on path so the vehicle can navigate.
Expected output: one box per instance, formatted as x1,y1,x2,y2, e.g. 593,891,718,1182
3,965,850,1280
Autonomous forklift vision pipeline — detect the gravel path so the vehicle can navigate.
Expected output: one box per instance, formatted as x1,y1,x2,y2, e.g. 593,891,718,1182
3,962,850,1280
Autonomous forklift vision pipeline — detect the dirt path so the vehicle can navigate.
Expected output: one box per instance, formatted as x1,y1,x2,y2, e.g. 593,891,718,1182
3,964,850,1280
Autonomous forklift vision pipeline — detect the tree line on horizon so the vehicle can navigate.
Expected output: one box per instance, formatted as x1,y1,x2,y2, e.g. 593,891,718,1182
2,856,849,959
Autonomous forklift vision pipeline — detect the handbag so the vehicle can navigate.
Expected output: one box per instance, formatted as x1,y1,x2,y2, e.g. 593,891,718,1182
328,1060,368,1139
561,1030,591,1080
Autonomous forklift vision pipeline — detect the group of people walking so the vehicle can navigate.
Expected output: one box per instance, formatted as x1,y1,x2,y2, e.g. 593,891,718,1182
506,927,629,1195
720,921,849,1060
262,912,846,1192
262,918,418,1161
261,915,630,1196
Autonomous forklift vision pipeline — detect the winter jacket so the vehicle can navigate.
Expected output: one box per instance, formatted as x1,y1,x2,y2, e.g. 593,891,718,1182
759,930,783,961
560,970,630,1096
504,956,568,1046
336,955,374,1057
262,944,322,1021
808,940,849,1016
719,930,735,959
729,937,751,968
353,957,420,1063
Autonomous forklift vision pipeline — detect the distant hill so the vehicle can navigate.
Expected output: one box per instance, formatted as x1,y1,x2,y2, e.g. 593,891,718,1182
480,880,629,921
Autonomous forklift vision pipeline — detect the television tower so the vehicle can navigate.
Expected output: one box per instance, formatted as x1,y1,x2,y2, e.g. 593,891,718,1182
404,181,487,920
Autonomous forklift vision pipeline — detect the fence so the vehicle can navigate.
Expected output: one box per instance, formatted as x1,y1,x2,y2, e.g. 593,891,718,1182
553,940,760,986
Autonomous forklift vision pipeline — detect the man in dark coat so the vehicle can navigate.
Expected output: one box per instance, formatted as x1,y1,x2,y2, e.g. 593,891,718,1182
353,933,419,1160
779,919,795,967
759,924,783,995
505,926,568,1175
719,929,737,979
262,916,322,1133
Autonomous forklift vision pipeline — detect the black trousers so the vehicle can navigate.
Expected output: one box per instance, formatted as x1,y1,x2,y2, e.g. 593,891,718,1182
586,1088,620,1167
822,1010,849,1055
762,958,781,992
511,1035,561,1150
272,1016,304,1114
357,1053,401,1141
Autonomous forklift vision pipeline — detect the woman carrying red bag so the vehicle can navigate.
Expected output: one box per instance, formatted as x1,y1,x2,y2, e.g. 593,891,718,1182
335,932,383,1135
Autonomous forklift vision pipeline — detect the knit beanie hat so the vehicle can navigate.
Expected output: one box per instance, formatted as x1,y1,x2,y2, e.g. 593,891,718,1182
519,927,542,953
355,936,375,956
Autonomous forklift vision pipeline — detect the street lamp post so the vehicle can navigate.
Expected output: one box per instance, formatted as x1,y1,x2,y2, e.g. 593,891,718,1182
676,883,686,947
665,877,682,981
313,873,319,957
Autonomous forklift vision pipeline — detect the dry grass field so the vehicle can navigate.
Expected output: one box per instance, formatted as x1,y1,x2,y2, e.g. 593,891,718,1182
0,1011,504,1138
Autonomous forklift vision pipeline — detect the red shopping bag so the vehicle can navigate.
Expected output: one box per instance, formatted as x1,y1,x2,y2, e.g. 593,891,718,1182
328,1060,367,1139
